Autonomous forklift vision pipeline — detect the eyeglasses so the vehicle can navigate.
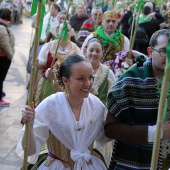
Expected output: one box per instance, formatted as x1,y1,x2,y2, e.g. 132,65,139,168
151,47,167,57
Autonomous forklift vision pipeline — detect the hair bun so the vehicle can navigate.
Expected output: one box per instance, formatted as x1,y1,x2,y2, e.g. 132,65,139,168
53,63,64,90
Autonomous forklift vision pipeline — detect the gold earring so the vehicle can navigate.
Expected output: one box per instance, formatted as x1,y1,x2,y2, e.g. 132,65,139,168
64,86,69,97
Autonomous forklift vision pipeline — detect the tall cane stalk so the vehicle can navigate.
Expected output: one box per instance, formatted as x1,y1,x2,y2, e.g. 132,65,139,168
23,2,42,169
128,1,142,58
45,2,54,35
150,49,170,169
128,1,137,58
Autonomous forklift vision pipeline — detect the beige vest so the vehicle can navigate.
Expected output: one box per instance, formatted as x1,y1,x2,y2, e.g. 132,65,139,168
45,131,100,169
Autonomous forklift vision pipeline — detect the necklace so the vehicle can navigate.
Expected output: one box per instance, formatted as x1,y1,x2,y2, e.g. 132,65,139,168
70,101,83,113
59,42,69,51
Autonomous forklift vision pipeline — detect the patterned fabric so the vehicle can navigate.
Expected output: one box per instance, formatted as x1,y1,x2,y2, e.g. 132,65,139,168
162,154,170,170
91,64,115,106
81,18,96,33
77,18,102,47
107,58,162,170
93,30,124,62
96,68,109,106
104,50,147,79
161,139,170,159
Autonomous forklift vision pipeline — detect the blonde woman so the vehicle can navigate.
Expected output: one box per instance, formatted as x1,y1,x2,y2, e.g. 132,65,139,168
84,37,116,166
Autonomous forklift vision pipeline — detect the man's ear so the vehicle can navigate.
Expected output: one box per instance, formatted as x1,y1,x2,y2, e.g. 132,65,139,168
147,47,153,58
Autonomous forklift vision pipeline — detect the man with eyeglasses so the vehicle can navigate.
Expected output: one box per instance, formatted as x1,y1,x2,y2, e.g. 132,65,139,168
105,29,170,170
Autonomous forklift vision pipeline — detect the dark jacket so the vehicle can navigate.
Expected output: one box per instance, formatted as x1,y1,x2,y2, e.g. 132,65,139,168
134,13,165,54
69,14,89,32
120,10,133,38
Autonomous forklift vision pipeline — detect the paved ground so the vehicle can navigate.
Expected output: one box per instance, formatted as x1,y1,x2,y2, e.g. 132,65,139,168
0,17,33,169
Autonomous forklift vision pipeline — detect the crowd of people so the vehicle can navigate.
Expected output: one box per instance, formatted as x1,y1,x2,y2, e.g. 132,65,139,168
0,0,170,169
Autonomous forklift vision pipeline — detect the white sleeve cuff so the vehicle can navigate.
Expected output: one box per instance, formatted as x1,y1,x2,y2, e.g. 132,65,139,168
44,68,50,78
148,125,163,143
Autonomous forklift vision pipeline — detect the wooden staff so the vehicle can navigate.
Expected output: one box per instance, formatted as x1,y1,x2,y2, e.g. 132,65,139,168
128,2,136,58
150,61,170,169
45,2,54,35
128,0,142,59
23,2,42,170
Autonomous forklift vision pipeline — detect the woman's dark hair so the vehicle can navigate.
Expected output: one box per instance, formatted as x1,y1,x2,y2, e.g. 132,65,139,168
86,37,103,52
53,4,61,12
57,54,89,87
87,37,102,47
0,8,11,21
60,11,66,15
58,11,67,20
143,6,151,15
149,29,170,47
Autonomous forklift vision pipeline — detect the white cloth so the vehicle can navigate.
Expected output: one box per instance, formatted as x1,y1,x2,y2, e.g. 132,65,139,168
16,93,107,170
50,22,75,38
148,125,163,143
40,13,59,41
81,32,130,55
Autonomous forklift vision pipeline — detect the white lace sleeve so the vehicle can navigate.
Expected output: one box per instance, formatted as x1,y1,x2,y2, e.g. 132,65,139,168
38,43,50,66
16,113,49,164
124,36,130,52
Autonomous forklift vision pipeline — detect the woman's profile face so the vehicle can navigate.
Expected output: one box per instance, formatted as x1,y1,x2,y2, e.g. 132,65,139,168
64,62,93,99
86,41,103,67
